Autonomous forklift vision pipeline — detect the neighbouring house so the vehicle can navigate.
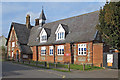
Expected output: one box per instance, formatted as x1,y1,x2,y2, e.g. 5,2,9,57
6,9,103,66
0,35,7,59
0,35,7,47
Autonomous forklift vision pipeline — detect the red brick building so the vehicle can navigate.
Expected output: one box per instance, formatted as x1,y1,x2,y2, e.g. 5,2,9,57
6,9,103,66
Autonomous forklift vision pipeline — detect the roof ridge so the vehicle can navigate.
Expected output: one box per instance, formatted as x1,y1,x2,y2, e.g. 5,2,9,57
12,22,34,27
44,10,99,25
12,22,26,26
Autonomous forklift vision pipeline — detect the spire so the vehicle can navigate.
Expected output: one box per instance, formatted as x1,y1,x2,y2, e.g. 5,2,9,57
39,6,46,26
39,7,46,20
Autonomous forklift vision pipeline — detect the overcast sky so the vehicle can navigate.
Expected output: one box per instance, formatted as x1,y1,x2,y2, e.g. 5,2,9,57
1,2,106,37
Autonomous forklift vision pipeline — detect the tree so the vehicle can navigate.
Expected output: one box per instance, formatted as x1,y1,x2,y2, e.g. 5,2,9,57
96,2,120,50
0,46,7,60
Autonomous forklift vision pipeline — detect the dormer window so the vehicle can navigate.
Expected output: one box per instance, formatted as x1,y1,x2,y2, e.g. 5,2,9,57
57,32,65,40
40,28,47,43
55,24,65,41
41,35,47,41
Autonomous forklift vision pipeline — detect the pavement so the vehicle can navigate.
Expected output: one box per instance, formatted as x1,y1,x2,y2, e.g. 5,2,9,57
2,61,119,78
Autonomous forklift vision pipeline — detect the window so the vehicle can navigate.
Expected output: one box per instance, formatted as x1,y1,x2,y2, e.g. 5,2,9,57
49,46,53,55
57,32,65,40
40,28,47,43
55,24,66,41
62,32,64,38
78,44,87,55
41,35,47,41
58,33,59,39
41,47,46,55
12,52,14,57
12,42,15,47
57,45,64,55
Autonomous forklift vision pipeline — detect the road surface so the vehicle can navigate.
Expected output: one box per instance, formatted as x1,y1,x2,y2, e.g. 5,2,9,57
2,61,118,78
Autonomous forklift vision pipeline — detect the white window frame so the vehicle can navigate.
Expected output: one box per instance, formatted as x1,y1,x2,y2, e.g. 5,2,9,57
41,47,46,55
40,28,47,43
12,52,14,57
49,46,53,55
57,45,64,55
12,42,15,47
57,32,65,41
78,44,87,55
55,24,65,41
41,35,47,41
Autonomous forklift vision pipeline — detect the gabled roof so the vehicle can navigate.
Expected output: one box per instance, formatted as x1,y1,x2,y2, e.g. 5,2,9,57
28,11,99,46
6,22,30,45
6,22,32,54
44,28,51,37
59,24,69,34
55,24,65,34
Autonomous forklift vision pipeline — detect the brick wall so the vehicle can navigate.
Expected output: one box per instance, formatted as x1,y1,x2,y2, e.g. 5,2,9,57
55,43,71,63
32,43,71,63
32,42,103,66
7,26,21,60
93,43,103,67
32,46,37,61
74,42,93,65
38,45,54,62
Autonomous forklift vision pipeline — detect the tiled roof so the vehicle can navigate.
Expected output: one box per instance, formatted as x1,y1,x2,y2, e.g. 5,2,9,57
20,45,32,54
12,22,30,44
28,11,99,46
6,22,32,54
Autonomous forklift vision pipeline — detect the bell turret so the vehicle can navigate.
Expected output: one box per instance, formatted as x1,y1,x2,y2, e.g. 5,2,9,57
39,8,46,26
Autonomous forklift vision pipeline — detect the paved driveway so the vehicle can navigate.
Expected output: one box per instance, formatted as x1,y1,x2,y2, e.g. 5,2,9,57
2,61,118,78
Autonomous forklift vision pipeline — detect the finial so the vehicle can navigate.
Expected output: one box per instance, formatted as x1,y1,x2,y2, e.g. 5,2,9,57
42,6,43,10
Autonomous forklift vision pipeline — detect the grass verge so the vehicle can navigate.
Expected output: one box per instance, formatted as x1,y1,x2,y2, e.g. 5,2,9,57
12,61,103,71
48,63,103,71
12,61,70,72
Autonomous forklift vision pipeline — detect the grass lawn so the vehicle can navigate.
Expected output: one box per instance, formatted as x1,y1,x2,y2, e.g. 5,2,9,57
12,61,70,72
68,64,103,71
47,62,103,71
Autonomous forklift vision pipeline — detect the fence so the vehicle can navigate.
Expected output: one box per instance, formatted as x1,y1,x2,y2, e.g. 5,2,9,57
11,60,102,71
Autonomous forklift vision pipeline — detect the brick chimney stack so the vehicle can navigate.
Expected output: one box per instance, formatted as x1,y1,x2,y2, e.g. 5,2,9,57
35,18,39,26
26,14,31,29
